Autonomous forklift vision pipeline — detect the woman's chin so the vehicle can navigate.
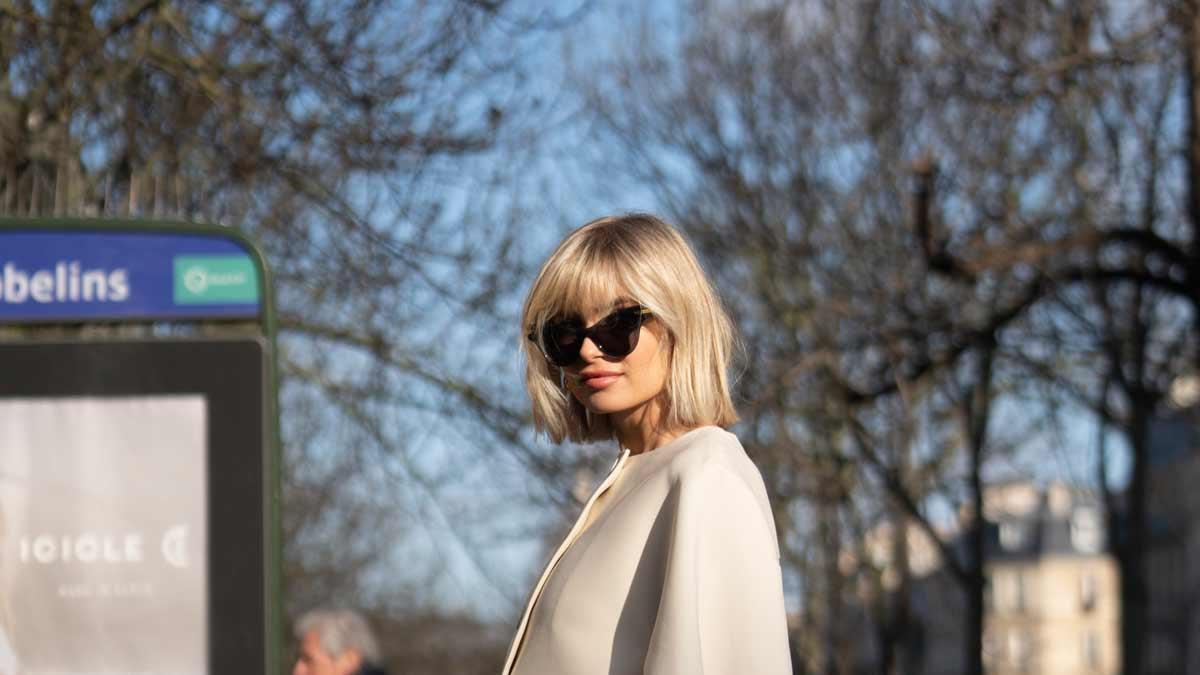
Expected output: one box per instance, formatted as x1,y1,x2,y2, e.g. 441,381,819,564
577,392,653,418
580,400,622,416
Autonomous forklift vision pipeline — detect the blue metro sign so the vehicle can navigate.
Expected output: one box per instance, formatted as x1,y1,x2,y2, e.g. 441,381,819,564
0,225,264,323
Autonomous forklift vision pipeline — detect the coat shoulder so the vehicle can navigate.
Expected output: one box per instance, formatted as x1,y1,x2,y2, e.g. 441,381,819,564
662,426,781,558
664,427,765,493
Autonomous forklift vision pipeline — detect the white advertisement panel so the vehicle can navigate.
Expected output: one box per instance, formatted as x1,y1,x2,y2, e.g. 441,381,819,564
0,396,207,675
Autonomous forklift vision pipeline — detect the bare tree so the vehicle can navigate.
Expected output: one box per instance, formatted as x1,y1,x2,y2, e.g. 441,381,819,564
573,1,1200,673
2,1,597,672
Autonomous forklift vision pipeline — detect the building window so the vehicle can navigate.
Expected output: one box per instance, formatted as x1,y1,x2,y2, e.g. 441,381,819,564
1080,571,1097,613
993,570,1011,613
983,627,1001,667
1000,521,1028,550
1015,570,1028,613
992,569,1030,614
1009,630,1032,672
1082,630,1099,668
1071,507,1103,553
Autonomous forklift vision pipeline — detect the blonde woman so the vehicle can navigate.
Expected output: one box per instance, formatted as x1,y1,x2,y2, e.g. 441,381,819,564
503,214,792,675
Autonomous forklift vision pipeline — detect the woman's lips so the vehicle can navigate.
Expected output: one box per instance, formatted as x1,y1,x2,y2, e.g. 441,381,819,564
582,373,620,390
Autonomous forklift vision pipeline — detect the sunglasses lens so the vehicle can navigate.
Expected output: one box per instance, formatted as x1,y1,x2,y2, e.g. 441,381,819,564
592,307,643,357
542,320,582,367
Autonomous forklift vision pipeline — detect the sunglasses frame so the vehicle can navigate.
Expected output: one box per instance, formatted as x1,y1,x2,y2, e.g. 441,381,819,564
527,305,653,367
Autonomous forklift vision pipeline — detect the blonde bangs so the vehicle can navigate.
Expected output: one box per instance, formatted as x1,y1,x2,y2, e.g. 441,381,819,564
527,244,631,332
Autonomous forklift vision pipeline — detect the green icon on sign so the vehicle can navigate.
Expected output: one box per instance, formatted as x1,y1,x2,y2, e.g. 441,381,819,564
173,255,258,305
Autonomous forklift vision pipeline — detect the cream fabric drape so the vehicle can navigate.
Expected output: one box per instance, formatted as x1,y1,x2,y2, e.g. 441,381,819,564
503,426,792,675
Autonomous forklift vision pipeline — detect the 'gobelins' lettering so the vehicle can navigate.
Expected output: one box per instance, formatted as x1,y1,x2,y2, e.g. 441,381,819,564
0,261,130,303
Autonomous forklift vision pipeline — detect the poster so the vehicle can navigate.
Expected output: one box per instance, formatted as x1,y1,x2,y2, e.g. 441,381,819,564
0,396,207,675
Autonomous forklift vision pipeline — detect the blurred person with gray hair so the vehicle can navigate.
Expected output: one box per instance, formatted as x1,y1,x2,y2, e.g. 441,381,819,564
292,608,387,675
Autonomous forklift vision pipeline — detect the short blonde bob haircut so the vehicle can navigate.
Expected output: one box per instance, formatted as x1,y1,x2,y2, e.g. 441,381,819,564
521,213,739,444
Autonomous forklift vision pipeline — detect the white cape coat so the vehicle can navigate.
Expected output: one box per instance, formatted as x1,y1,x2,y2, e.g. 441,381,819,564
503,426,793,675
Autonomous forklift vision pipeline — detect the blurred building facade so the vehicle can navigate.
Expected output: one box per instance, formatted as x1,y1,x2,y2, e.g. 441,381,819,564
854,481,1121,674
975,481,1119,675
900,400,1200,675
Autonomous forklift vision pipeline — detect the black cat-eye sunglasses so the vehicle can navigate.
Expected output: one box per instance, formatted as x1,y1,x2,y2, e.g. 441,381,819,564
527,305,652,367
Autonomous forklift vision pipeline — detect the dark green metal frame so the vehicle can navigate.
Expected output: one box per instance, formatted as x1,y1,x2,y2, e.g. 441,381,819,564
0,216,282,675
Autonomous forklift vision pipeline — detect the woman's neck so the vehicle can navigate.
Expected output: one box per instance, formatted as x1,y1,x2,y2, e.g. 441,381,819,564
611,401,684,455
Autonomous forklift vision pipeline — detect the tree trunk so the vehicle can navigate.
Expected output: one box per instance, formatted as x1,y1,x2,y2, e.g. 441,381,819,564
1186,2,1200,270
1115,276,1151,675
965,455,985,675
1120,391,1149,675
1186,0,1200,405
963,343,993,675
887,441,913,675
820,491,844,675
874,503,910,675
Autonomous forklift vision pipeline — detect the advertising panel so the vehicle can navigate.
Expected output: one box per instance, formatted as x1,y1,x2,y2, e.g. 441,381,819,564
0,396,207,675
0,339,271,674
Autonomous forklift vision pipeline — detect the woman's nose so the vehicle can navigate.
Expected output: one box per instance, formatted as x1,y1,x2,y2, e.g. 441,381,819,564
578,336,605,361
